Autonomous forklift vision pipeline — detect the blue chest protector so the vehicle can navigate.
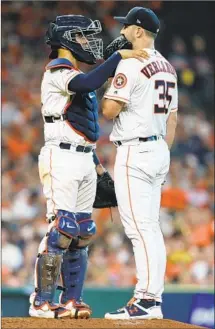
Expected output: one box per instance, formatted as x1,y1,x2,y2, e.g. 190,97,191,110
46,58,100,142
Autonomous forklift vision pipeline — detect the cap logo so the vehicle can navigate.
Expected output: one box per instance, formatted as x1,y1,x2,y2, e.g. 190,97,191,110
136,19,141,24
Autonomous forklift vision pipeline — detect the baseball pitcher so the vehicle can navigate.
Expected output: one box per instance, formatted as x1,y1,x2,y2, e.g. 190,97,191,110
29,14,149,319
102,7,178,320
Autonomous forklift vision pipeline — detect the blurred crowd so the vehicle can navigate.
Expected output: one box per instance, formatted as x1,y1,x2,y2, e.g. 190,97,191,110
2,1,214,289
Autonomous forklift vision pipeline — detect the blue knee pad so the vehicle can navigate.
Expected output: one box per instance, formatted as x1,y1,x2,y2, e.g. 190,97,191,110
47,210,80,253
60,212,96,303
76,212,96,248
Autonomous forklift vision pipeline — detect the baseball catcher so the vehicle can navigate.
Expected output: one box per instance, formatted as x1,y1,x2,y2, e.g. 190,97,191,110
29,14,149,319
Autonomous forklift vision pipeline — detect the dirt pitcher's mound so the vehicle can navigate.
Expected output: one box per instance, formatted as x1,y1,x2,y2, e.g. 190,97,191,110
2,318,207,329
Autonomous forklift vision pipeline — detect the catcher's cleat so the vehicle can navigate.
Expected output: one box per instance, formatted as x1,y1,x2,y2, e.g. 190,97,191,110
63,299,92,319
29,292,72,319
104,298,163,320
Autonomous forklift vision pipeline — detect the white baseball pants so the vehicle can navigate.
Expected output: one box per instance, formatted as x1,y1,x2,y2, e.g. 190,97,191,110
114,138,170,302
38,144,97,219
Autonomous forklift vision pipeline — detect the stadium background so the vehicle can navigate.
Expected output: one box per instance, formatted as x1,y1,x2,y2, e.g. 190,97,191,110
1,1,214,328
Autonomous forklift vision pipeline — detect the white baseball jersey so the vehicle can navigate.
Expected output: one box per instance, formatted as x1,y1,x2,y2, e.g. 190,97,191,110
39,65,97,220
104,48,178,302
41,67,95,146
104,48,178,141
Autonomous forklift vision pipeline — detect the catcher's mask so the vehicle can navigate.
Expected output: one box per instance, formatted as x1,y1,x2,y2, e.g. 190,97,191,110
45,15,103,65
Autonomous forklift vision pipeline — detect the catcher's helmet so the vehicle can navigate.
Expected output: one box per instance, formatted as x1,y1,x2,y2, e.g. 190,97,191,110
45,15,103,64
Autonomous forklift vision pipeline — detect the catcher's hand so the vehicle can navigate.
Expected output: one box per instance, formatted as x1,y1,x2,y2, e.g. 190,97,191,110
104,35,132,60
93,171,118,209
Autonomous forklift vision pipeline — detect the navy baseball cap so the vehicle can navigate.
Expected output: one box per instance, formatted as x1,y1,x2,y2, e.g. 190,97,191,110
114,7,160,34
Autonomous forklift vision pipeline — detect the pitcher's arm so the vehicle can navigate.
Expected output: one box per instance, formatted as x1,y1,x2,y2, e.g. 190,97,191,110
165,111,177,149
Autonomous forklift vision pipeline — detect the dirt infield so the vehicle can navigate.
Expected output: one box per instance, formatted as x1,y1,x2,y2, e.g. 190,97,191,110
2,318,207,329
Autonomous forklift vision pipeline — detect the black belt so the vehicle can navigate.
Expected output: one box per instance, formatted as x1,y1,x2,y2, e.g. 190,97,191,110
44,114,67,123
115,136,161,146
59,142,93,153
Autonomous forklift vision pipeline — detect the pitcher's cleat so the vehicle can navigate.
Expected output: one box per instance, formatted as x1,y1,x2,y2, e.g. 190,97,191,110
105,298,163,320
63,299,92,319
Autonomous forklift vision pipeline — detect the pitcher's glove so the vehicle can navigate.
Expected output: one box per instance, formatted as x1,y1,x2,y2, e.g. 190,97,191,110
93,171,118,209
104,35,132,60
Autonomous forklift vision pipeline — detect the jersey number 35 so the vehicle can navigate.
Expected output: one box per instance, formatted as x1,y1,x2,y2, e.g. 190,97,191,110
154,80,175,114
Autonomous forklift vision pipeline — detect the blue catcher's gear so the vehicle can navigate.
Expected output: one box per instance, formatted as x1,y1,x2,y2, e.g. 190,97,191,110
34,253,62,306
60,213,96,303
48,210,80,252
45,58,100,142
34,210,79,307
60,248,88,303
45,15,103,64
76,212,96,248
66,91,99,143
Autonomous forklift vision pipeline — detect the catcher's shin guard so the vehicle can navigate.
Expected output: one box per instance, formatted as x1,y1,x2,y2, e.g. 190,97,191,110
34,253,62,305
60,248,92,319
60,213,96,317
34,210,79,306
60,248,88,303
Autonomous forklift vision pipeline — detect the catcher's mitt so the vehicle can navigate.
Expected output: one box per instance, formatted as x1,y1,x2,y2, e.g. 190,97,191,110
104,35,132,60
93,171,118,209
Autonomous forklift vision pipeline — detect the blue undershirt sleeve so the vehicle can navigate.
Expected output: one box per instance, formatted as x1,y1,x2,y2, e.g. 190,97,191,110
68,52,122,93
92,150,101,166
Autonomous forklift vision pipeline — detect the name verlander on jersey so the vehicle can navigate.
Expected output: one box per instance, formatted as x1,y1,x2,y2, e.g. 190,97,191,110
141,60,177,79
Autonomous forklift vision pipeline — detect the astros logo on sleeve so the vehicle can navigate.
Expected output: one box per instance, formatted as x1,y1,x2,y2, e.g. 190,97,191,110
113,73,127,89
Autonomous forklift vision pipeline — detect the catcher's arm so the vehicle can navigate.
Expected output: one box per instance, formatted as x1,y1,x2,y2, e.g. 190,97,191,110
93,151,106,176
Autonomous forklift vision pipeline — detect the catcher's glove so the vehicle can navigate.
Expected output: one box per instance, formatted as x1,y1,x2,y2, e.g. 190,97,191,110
93,171,118,209
104,35,132,60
